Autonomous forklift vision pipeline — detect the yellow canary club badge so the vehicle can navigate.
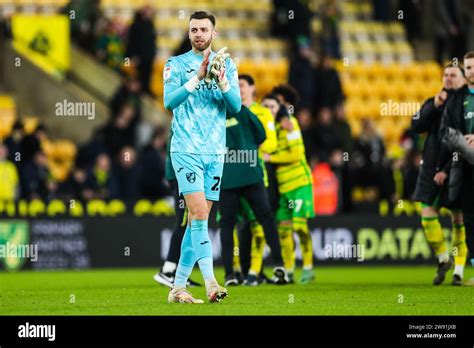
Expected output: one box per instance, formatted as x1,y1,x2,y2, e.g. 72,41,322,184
12,14,70,78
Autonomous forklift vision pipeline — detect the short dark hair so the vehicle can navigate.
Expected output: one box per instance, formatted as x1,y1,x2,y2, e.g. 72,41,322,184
271,84,299,107
262,93,280,103
239,74,255,86
189,11,216,27
444,62,464,76
464,51,474,60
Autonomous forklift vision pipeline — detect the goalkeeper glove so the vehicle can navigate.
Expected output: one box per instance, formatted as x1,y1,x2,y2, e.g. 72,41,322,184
205,47,231,91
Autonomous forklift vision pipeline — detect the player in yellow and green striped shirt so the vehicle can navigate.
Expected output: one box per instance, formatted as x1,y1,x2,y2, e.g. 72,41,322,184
262,89,315,284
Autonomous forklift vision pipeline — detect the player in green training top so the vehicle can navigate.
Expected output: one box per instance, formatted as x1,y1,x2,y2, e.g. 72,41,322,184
232,74,279,286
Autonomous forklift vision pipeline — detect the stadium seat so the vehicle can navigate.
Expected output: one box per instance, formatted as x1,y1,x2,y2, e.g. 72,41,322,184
22,116,39,135
0,95,16,139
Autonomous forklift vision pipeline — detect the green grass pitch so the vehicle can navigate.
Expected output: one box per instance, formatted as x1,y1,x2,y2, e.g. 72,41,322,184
0,266,473,315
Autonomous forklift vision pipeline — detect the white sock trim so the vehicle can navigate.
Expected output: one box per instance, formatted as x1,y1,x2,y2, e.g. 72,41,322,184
454,265,464,278
438,251,449,263
162,261,177,274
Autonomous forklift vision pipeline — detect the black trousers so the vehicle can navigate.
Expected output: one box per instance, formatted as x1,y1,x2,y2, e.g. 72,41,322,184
238,170,280,275
164,180,187,265
238,221,252,276
219,181,283,276
461,166,474,260
240,163,281,275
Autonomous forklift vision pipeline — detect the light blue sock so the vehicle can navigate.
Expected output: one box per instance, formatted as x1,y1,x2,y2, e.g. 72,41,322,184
174,226,196,287
191,219,215,281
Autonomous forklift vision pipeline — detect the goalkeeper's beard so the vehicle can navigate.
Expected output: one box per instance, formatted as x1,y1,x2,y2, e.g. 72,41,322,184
192,38,212,52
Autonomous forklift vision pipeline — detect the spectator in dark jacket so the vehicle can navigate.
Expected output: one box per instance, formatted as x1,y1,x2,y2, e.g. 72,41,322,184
76,129,109,170
398,0,422,45
288,37,314,137
126,6,157,95
271,0,312,42
140,126,170,199
100,104,136,157
63,0,102,52
313,53,344,115
310,108,341,163
115,146,142,201
433,0,469,64
84,152,118,200
58,166,88,202
332,107,353,212
0,14,12,38
110,75,142,120
332,107,353,155
4,120,24,165
372,0,391,22
288,37,314,113
21,124,47,164
352,119,386,189
320,0,341,58
21,150,56,200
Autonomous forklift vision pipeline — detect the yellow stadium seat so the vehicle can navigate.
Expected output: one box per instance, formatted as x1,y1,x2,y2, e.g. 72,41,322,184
371,79,391,100
365,62,384,80
237,60,254,75
22,116,39,135
421,62,442,81
428,81,442,95
273,60,289,80
387,22,405,36
401,63,423,82
258,76,277,96
0,95,15,109
252,60,269,81
345,98,366,120
41,139,53,157
54,140,77,160
358,83,373,100
384,64,404,81
0,96,16,139
343,80,363,99
346,63,368,80
48,161,69,182
387,80,404,101
410,80,429,101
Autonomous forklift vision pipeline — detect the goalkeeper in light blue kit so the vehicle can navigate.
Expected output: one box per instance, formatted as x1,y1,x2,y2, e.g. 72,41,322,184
164,11,241,303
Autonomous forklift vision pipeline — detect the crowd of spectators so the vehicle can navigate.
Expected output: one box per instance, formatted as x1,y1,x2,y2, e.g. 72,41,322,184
1,90,170,203
1,123,171,203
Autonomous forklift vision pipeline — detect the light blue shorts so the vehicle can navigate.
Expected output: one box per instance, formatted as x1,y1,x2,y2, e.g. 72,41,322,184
170,152,224,201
